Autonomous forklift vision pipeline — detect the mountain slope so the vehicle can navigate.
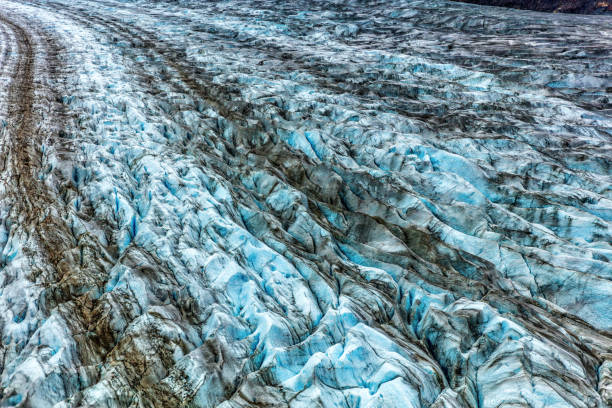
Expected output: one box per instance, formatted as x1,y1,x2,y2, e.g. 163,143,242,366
454,0,612,14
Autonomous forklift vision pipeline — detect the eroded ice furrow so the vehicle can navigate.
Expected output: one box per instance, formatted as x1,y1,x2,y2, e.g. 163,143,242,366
0,0,611,407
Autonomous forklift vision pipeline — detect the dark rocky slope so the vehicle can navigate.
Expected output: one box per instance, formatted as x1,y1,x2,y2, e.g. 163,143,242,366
453,0,612,14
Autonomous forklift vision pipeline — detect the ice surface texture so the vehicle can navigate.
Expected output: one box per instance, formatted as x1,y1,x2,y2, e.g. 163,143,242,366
0,0,610,407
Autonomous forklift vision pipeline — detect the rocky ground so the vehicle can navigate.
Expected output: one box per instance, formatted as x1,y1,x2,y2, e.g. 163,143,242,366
454,0,611,15
0,0,610,407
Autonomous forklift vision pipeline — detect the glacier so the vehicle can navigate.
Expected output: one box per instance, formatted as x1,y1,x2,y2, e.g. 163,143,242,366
0,0,610,407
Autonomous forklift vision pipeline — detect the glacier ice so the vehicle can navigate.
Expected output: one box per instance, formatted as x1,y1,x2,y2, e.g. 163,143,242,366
0,0,610,407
